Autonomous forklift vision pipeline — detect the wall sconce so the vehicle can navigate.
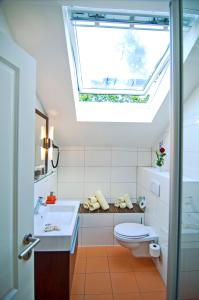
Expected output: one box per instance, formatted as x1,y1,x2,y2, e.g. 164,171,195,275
40,126,54,160
40,126,59,168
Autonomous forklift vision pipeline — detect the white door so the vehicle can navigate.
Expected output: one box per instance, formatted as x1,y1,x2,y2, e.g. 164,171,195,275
0,30,36,300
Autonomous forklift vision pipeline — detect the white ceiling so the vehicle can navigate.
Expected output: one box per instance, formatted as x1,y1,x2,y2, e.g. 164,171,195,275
2,0,199,147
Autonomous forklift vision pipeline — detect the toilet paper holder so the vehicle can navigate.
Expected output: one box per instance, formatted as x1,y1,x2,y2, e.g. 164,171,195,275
149,242,161,258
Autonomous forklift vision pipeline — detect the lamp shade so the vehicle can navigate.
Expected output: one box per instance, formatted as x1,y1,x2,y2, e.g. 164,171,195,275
49,126,54,140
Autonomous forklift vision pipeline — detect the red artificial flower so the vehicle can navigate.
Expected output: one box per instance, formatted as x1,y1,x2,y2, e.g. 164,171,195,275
160,147,165,153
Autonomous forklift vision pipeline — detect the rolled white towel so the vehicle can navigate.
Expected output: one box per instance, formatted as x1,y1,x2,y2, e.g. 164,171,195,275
114,196,126,208
83,200,90,209
119,202,127,209
123,194,133,209
114,200,120,207
118,196,125,203
95,190,109,210
89,202,100,211
88,196,97,203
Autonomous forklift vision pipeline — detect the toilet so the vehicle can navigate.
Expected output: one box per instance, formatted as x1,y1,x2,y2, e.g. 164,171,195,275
114,223,158,257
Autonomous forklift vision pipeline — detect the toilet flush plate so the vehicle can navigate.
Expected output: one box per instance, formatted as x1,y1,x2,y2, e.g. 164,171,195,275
150,180,160,197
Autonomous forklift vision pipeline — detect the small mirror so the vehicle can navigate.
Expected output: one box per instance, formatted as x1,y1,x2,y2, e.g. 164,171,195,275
34,109,48,180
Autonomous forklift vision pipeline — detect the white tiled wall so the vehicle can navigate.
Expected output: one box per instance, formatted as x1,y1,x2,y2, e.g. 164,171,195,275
78,213,144,246
137,167,170,284
34,171,57,207
58,146,152,203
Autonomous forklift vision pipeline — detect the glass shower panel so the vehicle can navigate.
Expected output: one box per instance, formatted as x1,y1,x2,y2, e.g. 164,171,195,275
178,2,199,299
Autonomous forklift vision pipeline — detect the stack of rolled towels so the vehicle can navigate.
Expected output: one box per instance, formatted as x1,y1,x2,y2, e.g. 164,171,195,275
114,193,133,209
83,190,109,211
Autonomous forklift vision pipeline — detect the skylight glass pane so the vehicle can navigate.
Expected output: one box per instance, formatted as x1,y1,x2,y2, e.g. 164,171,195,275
74,25,169,92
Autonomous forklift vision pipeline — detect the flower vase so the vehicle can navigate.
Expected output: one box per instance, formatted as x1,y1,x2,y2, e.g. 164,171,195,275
156,166,163,172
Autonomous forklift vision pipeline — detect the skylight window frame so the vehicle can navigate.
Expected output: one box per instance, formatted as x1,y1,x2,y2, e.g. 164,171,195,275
66,8,171,96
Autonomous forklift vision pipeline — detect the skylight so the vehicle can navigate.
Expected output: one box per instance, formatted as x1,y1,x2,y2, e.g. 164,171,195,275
63,7,197,122
74,24,169,95
67,9,170,99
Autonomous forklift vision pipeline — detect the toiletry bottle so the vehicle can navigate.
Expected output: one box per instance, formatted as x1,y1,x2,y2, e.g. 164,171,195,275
46,192,57,204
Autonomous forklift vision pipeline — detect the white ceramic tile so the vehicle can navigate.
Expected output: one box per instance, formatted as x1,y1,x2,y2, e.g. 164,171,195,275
58,182,84,199
85,166,110,182
81,227,114,246
85,150,111,166
112,147,137,152
111,167,136,182
85,146,111,151
34,172,57,202
183,124,199,151
182,212,199,228
138,147,152,152
179,271,199,299
59,146,84,151
84,182,110,198
111,151,137,166
82,214,113,228
58,167,84,182
138,151,152,167
113,213,143,225
59,150,84,166
181,248,199,271
110,182,136,199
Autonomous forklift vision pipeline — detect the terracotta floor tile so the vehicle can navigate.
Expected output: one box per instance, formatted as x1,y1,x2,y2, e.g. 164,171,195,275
86,246,108,257
113,293,141,300
78,247,87,258
111,272,139,294
135,272,165,292
141,291,166,300
75,257,87,274
84,294,113,300
86,257,109,273
131,258,157,272
107,246,131,257
108,257,134,273
85,273,112,295
71,274,85,295
70,295,84,300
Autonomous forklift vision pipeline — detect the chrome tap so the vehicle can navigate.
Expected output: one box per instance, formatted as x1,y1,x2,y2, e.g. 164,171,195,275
34,196,46,215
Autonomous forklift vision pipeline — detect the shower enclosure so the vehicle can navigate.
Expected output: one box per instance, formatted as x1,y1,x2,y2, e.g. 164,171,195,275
168,0,199,299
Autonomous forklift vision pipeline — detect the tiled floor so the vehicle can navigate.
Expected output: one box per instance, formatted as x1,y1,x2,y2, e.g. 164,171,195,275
71,246,166,300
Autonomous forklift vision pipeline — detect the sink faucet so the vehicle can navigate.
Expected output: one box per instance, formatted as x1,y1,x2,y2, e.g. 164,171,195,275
34,196,46,215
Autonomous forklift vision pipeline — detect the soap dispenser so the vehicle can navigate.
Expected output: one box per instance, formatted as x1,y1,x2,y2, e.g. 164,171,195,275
46,192,57,204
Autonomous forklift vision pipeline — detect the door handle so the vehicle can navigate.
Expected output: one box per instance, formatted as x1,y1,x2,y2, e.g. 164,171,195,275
18,234,40,261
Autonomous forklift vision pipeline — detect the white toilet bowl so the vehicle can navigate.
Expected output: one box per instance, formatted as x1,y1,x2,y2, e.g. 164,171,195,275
114,223,158,257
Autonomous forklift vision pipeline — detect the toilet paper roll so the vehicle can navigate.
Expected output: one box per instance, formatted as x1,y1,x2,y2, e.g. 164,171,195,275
149,243,160,258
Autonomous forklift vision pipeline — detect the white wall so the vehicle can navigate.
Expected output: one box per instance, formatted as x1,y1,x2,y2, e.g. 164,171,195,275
57,146,152,202
183,85,199,179
153,83,199,176
0,6,10,36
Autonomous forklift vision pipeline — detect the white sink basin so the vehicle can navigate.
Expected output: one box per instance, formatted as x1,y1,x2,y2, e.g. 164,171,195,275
34,200,80,251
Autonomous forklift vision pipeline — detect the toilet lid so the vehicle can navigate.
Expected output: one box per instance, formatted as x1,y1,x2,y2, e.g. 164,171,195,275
114,223,150,238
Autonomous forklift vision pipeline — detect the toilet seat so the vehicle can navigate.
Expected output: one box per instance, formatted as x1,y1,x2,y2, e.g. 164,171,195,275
114,223,158,256
114,223,150,239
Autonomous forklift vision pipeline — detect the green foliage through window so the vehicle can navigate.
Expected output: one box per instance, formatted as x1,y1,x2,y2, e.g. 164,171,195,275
79,93,150,103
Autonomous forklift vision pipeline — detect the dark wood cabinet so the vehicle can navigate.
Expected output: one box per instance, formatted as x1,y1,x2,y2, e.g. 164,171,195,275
35,221,79,300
